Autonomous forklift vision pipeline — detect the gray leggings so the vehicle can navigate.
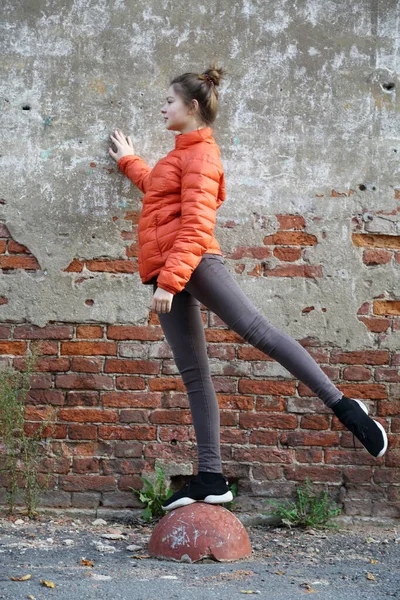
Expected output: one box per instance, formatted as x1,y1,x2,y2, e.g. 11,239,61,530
153,253,343,472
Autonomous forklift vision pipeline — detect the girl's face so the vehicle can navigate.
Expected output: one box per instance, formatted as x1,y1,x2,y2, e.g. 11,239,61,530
160,85,203,134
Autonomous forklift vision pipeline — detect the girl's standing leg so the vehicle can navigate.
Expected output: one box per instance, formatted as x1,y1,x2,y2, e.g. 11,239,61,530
153,282,223,473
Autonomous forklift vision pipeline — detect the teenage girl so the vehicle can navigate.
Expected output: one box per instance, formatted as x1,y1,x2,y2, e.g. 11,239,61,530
109,63,388,512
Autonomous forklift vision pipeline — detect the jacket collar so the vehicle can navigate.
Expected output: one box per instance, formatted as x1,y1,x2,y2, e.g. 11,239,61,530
174,126,214,150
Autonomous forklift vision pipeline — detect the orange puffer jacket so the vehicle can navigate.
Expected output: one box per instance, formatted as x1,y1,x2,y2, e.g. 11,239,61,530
117,126,226,295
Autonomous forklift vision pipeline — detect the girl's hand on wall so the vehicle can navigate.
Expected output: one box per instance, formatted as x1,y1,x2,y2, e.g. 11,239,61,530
151,287,173,314
109,129,135,162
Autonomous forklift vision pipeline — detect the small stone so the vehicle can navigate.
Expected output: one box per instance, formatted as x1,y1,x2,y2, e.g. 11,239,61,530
180,554,192,563
92,518,107,526
100,533,126,540
62,539,74,546
126,544,142,552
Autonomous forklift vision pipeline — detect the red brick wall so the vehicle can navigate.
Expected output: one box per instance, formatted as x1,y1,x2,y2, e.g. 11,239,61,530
0,197,399,517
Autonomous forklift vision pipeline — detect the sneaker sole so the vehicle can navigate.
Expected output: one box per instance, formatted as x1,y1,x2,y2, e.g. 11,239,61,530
353,398,388,458
161,497,197,511
203,491,233,504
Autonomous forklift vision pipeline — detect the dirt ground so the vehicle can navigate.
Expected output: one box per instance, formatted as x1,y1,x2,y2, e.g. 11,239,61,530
0,510,399,599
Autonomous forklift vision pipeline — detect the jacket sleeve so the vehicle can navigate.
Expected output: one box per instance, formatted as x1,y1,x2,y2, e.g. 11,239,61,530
156,155,222,295
117,155,152,194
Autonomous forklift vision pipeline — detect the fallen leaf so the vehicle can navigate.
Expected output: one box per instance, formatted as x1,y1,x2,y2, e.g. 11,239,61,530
40,580,55,588
27,596,36,599
129,554,151,559
370,559,379,564
239,591,261,595
81,559,94,567
10,574,32,581
300,582,319,593
274,571,286,575
366,572,376,581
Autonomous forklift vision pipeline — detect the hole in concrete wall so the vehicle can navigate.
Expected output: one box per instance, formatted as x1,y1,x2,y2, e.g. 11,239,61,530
358,184,367,191
372,186,376,191
381,82,395,91
394,149,397,153
22,105,31,110
170,439,177,445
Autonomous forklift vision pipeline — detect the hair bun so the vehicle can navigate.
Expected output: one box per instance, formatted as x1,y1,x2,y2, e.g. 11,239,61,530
200,62,225,88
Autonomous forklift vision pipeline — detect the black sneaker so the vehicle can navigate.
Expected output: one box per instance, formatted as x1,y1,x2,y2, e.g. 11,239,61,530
161,473,233,512
332,395,388,458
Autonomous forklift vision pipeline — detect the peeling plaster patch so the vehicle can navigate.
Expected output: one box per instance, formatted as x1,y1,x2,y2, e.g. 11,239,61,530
308,47,320,56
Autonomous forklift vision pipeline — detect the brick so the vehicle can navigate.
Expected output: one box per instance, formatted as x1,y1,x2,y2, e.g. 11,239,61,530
68,424,98,440
330,350,389,365
336,383,387,399
58,408,118,423
239,413,298,429
373,300,400,316
263,232,318,246
0,341,27,355
61,475,116,492
99,425,156,440
14,325,73,339
375,369,400,382
255,396,286,411
0,256,40,269
148,377,186,392
325,450,382,465
114,441,143,458
238,380,296,395
61,341,117,356
343,366,371,381
102,458,147,475
119,410,150,423
377,401,400,416
273,247,302,261
284,466,342,482
249,431,280,445
107,325,163,341
237,347,274,361
8,240,30,253
15,357,70,372
218,395,254,410
251,465,282,480
72,458,100,473
264,264,323,278
363,249,392,265
276,215,306,230
115,376,147,390
27,390,65,406
221,429,249,444
230,246,272,259
300,415,330,430
281,431,339,446
102,392,161,408
294,449,323,463
71,492,101,508
85,259,136,273
76,325,104,339
233,447,292,463
352,233,400,249
149,409,192,425
105,358,159,374
72,357,103,373
159,425,193,442
56,374,114,390
358,317,391,332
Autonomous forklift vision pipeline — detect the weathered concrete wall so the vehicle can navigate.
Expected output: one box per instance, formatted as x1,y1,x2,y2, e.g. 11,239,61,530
1,0,398,347
0,1,399,516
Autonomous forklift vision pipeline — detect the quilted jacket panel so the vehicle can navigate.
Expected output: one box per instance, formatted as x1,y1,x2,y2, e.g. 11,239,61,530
117,127,226,295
